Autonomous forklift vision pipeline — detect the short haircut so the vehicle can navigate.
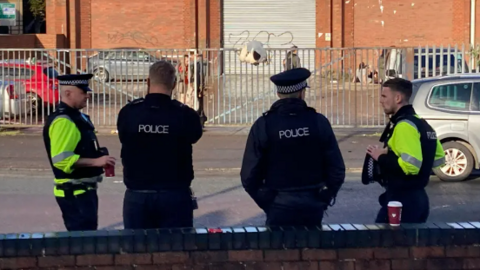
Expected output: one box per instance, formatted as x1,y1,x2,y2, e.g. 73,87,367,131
149,61,177,90
382,77,413,100
278,90,303,99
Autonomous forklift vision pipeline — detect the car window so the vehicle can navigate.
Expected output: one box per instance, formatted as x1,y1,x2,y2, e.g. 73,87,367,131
0,67,34,80
104,51,124,60
428,83,472,111
43,67,59,79
124,51,151,61
471,83,480,111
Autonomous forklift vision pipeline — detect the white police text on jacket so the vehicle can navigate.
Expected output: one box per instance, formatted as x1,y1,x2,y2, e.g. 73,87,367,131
279,127,310,139
138,124,169,134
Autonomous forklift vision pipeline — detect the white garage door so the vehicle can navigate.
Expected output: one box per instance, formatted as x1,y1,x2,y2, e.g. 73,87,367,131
223,0,316,74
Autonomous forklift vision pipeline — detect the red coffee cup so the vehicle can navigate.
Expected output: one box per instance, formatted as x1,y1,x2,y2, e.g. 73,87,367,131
104,164,115,177
388,201,403,226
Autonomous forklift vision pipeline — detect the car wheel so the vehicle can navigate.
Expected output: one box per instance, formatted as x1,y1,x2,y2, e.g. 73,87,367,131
93,68,109,82
26,92,43,115
433,141,474,182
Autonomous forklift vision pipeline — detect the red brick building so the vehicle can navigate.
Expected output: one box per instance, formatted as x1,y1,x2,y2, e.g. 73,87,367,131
0,0,479,49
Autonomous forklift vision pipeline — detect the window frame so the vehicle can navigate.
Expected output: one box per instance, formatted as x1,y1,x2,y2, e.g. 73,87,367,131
426,81,476,113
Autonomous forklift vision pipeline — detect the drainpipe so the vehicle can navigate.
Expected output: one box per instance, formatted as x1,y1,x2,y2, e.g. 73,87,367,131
471,0,476,70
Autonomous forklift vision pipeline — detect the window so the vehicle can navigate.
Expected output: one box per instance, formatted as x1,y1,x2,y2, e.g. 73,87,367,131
472,83,480,111
428,83,472,111
124,51,151,61
414,54,468,74
43,67,58,79
0,67,34,80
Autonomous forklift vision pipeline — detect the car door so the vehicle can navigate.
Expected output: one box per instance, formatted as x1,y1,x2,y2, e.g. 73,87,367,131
467,82,480,161
418,81,472,139
123,51,140,80
136,52,152,80
104,51,125,81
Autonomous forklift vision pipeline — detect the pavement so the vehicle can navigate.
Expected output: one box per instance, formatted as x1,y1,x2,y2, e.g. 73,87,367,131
1,127,480,234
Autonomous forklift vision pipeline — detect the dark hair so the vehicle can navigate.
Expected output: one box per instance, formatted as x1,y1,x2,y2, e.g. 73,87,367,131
382,77,413,100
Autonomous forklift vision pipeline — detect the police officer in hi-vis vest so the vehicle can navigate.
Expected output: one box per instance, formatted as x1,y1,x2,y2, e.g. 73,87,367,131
43,74,116,231
240,68,346,226
365,77,445,223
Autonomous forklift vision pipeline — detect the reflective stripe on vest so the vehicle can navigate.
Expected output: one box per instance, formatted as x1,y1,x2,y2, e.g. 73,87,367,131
54,175,103,185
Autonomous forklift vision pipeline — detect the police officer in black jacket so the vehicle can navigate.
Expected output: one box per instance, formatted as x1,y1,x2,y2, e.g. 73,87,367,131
117,60,203,229
240,68,346,226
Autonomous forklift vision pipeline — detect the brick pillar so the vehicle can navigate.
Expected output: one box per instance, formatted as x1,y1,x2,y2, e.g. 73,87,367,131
184,0,196,49
79,0,91,49
316,0,331,48
331,0,343,48
45,0,55,34
343,0,354,48
198,0,208,49
54,0,67,36
209,0,221,48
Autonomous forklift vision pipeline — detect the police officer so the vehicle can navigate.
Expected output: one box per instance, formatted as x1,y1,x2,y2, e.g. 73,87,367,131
43,74,116,231
117,60,203,229
240,68,346,226
366,77,445,223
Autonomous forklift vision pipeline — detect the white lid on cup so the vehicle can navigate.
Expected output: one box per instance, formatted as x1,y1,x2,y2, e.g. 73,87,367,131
388,201,403,207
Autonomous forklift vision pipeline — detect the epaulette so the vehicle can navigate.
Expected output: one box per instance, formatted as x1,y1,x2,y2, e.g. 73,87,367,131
307,107,317,113
172,99,187,108
127,98,145,105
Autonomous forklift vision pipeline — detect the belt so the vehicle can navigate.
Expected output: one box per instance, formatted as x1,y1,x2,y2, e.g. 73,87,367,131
127,187,192,194
55,182,98,191
54,175,103,185
274,183,327,193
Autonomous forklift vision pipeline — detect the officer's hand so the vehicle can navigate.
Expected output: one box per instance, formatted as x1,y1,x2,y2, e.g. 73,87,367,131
367,145,388,161
95,156,116,167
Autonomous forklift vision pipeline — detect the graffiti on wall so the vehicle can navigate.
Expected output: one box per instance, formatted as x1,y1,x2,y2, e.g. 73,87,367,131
226,30,295,48
107,31,159,46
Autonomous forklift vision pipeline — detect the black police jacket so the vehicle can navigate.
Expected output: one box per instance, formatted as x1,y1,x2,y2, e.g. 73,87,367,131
43,102,104,180
117,93,203,190
240,98,346,200
377,105,438,192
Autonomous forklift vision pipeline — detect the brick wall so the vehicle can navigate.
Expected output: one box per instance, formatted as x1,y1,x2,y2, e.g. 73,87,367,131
7,0,479,49
89,0,195,49
0,34,64,48
352,0,470,47
2,222,480,270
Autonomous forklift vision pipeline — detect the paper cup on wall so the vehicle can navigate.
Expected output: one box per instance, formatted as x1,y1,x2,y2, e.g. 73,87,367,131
387,201,403,226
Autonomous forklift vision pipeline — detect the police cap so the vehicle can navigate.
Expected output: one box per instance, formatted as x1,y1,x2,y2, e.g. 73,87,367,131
57,73,94,92
270,68,311,94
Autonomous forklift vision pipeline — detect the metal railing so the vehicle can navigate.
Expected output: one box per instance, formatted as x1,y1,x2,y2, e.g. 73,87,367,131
0,45,477,129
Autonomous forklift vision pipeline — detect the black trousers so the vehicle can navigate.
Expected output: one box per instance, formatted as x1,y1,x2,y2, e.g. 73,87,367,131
265,191,327,227
123,189,194,229
375,189,430,223
55,189,98,231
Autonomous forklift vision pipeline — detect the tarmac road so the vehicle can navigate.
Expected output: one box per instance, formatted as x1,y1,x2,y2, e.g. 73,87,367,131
1,170,480,234
0,129,479,234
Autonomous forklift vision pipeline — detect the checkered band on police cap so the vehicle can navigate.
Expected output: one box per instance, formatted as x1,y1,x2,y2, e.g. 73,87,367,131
276,81,308,94
59,80,89,86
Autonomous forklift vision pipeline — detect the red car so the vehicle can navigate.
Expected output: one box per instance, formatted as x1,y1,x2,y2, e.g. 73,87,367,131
0,61,60,115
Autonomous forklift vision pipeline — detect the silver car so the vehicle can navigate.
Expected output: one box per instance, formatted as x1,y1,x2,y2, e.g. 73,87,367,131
411,74,480,181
